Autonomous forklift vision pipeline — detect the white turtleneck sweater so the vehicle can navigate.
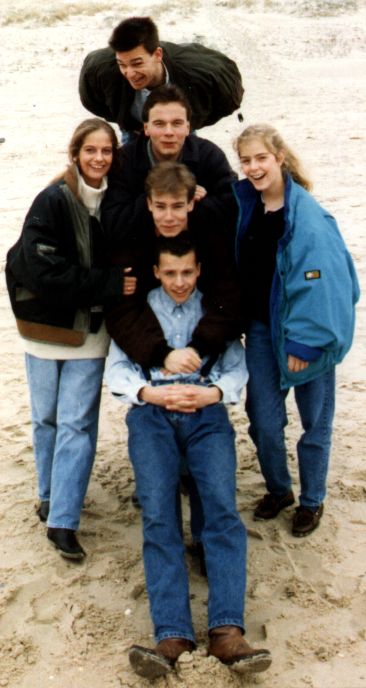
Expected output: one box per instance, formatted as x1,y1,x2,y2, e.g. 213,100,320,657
23,172,110,360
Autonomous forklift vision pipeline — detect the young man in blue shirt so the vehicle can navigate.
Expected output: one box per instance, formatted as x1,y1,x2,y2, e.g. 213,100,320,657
105,232,271,680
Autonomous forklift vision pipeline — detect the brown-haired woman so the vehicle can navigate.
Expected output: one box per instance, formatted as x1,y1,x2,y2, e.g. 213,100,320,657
6,118,123,559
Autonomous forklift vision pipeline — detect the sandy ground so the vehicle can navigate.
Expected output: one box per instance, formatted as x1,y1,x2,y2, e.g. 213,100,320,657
0,0,365,686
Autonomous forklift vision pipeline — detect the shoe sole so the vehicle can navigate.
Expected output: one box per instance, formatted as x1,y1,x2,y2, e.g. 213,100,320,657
48,540,85,560
227,652,272,674
129,646,173,679
292,521,321,538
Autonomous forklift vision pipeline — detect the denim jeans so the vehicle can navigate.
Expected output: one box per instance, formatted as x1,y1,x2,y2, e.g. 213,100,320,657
245,321,335,509
25,354,105,530
126,402,247,643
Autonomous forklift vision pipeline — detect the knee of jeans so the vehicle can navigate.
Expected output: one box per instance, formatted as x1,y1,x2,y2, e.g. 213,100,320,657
200,482,236,515
139,487,175,527
249,415,285,443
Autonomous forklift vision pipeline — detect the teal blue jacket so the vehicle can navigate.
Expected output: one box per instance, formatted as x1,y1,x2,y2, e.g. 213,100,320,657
233,175,360,388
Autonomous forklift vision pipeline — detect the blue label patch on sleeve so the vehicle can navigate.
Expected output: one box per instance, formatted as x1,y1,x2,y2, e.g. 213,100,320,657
304,269,321,280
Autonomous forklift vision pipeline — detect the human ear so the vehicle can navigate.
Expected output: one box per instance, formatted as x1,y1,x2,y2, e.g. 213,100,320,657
153,264,160,280
277,150,286,166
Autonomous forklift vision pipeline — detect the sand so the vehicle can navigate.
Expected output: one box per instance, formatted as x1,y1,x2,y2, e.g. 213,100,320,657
0,0,365,686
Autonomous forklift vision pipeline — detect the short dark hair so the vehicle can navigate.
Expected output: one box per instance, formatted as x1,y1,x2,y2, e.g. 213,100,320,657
155,233,199,265
109,17,159,54
145,162,196,202
142,84,192,123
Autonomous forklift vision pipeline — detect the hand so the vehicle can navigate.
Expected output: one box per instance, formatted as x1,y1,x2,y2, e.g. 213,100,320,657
194,185,207,202
287,355,309,372
164,348,202,374
123,267,137,296
164,384,221,412
140,384,221,413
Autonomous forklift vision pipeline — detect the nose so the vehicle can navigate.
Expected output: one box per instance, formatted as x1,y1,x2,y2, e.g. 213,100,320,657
164,207,174,221
247,158,258,171
174,273,184,287
121,65,136,80
163,123,174,136
94,148,103,161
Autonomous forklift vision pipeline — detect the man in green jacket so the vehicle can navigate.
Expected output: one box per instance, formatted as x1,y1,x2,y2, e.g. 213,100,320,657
79,16,244,142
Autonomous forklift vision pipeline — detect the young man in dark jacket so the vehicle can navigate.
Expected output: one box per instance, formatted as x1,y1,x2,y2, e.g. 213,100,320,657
102,83,238,246
79,16,244,140
105,161,242,372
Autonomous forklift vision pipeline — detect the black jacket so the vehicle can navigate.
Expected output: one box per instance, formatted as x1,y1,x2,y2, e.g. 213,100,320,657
102,133,238,247
6,175,122,338
79,41,244,133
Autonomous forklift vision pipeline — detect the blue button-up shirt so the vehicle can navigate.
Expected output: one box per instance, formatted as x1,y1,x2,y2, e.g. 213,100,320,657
105,287,247,405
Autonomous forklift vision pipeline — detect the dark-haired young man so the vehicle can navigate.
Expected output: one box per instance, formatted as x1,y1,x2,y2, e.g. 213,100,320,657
102,83,238,246
79,16,243,141
105,234,271,680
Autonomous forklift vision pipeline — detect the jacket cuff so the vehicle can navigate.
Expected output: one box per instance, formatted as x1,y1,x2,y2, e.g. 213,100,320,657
285,339,323,362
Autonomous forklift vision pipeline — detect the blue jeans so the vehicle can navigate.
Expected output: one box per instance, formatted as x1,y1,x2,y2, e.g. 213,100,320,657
25,354,105,530
245,321,335,509
126,402,247,643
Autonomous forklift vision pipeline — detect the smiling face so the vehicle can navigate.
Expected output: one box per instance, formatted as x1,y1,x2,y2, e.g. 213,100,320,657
115,45,163,90
238,138,285,196
77,129,113,188
144,102,190,161
147,191,194,237
154,250,200,304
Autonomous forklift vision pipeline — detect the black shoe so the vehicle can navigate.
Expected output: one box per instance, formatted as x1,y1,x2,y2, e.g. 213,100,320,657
253,491,295,520
36,501,50,523
47,528,85,560
292,504,324,537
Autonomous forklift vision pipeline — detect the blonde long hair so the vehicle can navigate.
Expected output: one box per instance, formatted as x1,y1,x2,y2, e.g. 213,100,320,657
234,124,312,191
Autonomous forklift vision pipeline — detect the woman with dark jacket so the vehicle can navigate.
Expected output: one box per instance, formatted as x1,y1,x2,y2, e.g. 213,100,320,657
6,118,123,560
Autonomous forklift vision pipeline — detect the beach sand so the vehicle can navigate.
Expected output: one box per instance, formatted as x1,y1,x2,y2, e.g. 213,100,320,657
0,1,365,686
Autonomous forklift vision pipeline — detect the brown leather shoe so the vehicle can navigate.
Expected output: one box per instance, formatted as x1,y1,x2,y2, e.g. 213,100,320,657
129,638,195,679
208,625,272,673
292,504,324,537
254,490,295,520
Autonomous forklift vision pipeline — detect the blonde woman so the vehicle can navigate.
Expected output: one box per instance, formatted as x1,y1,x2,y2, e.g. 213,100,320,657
233,124,359,536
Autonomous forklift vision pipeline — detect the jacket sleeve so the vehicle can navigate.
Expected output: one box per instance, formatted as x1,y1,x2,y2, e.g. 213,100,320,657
189,220,243,357
166,42,244,129
105,295,173,368
12,187,123,307
101,145,152,247
79,49,118,122
279,210,360,357
191,140,238,225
